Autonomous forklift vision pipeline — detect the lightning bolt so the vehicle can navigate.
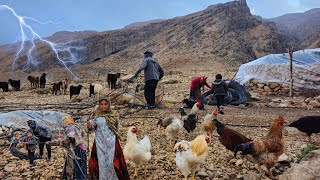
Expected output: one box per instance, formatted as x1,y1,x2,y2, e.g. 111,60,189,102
0,5,84,79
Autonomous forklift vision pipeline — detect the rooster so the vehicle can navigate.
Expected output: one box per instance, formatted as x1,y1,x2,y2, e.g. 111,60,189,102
123,126,152,177
174,134,211,180
234,116,286,179
179,100,202,133
203,108,251,154
157,115,176,130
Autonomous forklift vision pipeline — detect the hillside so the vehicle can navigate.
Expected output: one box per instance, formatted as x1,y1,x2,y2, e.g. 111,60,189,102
124,19,166,29
269,8,320,48
0,0,291,80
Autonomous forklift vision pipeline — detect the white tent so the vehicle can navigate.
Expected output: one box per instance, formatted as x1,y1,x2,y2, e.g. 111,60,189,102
236,48,320,90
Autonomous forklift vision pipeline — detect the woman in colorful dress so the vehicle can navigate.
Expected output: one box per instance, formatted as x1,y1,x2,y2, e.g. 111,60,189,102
62,116,87,179
87,97,130,180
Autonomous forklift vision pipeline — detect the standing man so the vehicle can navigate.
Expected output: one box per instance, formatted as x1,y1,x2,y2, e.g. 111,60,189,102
130,51,164,109
27,120,52,161
40,73,46,88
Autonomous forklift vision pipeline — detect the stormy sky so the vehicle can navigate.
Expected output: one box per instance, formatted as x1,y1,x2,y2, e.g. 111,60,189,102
0,0,319,45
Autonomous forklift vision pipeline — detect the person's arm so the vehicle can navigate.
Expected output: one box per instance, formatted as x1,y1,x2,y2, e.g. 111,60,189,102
132,59,148,79
87,118,97,130
204,82,211,89
38,124,52,138
27,137,38,145
224,82,228,92
200,84,214,103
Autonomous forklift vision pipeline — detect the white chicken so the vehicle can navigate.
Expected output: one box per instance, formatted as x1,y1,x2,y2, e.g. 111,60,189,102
165,118,184,148
123,126,152,177
174,134,211,180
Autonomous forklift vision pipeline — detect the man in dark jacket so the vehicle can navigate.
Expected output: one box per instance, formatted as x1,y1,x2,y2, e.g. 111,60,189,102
27,120,52,161
130,51,164,109
202,74,228,114
40,73,46,88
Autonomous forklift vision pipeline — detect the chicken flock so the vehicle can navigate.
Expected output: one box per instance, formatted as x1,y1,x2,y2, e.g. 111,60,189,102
123,102,318,179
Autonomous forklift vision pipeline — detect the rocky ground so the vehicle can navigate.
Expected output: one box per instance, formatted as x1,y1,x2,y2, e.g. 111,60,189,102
0,73,319,180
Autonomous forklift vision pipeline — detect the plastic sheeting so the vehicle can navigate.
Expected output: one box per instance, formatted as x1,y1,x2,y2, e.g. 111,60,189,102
0,110,69,129
203,81,247,106
236,48,320,90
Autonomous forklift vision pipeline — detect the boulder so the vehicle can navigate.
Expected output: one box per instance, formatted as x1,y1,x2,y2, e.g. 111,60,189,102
305,97,313,103
263,86,272,92
4,163,16,173
278,149,320,180
243,173,260,180
308,100,320,108
257,83,265,88
268,82,280,89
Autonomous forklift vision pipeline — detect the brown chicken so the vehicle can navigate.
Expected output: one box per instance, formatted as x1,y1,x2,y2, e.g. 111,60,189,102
234,116,286,179
203,108,251,153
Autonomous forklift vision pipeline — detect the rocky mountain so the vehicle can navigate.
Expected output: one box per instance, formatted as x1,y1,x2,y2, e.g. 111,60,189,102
0,0,292,78
124,19,165,29
269,8,320,49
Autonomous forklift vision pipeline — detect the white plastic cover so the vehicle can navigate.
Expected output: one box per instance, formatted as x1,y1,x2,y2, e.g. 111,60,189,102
0,110,69,128
236,48,320,90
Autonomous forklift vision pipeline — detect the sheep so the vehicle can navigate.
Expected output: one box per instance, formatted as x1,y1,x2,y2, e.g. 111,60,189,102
89,83,104,99
27,76,39,89
40,73,46,88
8,79,20,91
0,82,9,92
52,82,63,95
70,85,83,99
107,73,121,89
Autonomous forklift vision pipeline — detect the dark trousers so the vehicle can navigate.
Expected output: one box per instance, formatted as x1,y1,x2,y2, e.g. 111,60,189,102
216,95,225,110
38,136,52,159
28,150,35,164
144,80,158,106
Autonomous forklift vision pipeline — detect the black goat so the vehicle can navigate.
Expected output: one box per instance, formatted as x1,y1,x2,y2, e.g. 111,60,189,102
8,79,20,91
40,73,46,88
0,82,9,92
107,73,121,89
70,85,83,99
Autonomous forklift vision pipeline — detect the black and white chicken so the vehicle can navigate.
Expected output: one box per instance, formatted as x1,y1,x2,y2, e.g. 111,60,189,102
179,100,202,133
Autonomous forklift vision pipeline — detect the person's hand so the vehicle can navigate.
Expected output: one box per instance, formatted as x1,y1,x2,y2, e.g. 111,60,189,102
129,76,136,81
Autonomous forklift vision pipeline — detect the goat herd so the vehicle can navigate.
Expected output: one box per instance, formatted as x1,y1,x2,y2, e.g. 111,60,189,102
0,72,122,99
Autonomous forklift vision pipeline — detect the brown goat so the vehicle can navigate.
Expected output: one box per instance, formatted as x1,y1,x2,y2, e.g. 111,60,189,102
52,82,63,95
27,76,39,89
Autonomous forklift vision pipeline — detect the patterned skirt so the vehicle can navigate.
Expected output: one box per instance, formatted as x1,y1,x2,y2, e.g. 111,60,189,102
62,146,87,179
89,140,130,180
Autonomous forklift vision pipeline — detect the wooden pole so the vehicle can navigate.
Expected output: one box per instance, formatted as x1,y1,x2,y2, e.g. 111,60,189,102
287,47,294,97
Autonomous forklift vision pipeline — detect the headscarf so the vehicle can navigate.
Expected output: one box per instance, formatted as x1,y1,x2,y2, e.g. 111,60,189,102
97,97,112,113
63,116,75,125
92,97,120,138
